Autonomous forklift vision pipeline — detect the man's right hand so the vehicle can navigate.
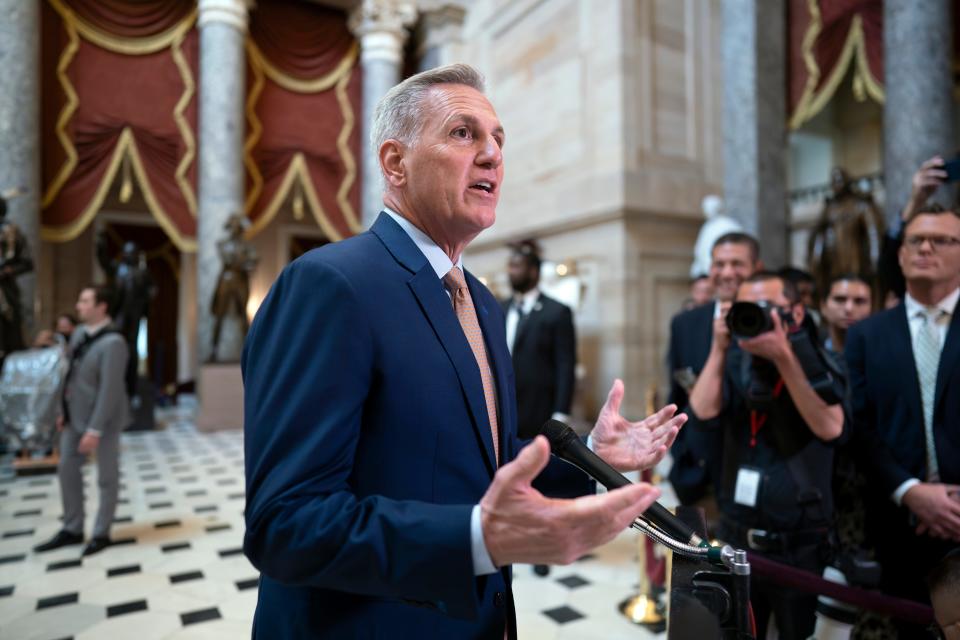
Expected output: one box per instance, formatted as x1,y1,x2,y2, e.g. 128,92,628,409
906,156,948,220
479,436,660,567
902,482,960,541
56,416,64,432
712,301,732,352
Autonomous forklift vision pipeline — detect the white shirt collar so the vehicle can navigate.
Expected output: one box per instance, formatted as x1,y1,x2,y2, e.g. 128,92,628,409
513,287,540,311
384,207,463,280
905,286,960,318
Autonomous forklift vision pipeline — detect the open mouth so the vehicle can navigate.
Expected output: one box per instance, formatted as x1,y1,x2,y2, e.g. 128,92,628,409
469,181,494,194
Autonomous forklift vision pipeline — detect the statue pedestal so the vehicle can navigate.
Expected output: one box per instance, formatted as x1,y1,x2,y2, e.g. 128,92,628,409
196,363,243,432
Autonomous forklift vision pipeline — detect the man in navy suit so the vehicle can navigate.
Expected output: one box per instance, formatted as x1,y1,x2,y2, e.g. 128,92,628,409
846,202,960,631
667,233,760,506
241,64,685,639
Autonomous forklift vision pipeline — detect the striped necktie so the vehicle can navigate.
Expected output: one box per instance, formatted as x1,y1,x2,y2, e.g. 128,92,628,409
915,307,945,481
444,267,500,465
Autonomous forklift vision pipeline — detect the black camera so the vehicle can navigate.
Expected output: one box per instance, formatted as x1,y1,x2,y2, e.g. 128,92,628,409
726,301,793,339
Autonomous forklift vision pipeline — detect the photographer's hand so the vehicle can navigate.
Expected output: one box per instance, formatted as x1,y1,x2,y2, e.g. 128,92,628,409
688,302,731,421
742,312,844,442
904,156,947,221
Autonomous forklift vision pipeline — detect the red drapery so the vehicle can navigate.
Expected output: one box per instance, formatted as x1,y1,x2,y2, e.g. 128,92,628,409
244,1,362,240
787,0,883,130
41,0,198,251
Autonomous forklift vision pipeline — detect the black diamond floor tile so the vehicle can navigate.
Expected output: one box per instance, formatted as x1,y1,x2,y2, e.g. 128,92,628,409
22,493,47,501
185,489,207,497
37,592,79,610
47,559,83,572
178,476,199,484
205,524,231,533
155,520,181,529
170,570,204,584
113,516,133,524
218,547,243,558
13,509,42,517
227,492,245,500
555,575,590,589
162,542,191,553
542,605,585,624
2,529,35,539
141,473,161,481
181,607,222,626
149,502,174,510
106,599,148,617
107,564,141,578
0,585,14,597
194,505,218,513
236,577,259,591
145,487,167,494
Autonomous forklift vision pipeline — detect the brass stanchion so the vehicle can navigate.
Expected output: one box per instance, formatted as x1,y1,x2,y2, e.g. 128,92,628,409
618,383,667,630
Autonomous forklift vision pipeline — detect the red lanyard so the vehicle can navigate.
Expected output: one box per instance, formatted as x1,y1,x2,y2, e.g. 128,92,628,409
749,378,785,448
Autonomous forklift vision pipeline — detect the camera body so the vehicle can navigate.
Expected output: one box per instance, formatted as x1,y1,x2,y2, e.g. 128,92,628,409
725,300,794,340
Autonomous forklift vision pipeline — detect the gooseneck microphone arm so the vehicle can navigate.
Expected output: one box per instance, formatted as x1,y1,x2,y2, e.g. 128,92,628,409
539,419,705,548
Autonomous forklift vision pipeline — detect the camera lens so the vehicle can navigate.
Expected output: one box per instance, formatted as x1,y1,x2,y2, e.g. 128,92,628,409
727,302,773,338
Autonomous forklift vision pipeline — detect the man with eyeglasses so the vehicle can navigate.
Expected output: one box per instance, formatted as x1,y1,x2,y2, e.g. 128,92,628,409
929,549,960,640
846,202,960,635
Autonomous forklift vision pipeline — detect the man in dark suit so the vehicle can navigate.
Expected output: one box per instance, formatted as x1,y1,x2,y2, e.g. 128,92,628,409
667,233,760,506
501,241,576,440
241,64,685,639
846,202,960,632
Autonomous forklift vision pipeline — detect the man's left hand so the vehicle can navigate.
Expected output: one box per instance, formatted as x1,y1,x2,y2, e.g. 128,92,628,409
738,310,792,364
78,432,100,455
590,379,686,472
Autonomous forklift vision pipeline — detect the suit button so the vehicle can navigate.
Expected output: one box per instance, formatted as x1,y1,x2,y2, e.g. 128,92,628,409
494,591,504,608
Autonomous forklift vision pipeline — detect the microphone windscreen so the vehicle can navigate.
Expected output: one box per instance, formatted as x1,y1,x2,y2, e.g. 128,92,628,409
539,419,579,454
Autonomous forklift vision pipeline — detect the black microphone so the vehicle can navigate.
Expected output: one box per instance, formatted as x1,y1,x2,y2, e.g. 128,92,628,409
540,419,704,547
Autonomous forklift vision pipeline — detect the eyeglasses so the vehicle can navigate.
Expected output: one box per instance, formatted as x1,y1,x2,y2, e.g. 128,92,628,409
904,235,960,251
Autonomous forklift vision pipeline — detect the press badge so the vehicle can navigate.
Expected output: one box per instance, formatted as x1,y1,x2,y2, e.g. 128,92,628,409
734,467,762,507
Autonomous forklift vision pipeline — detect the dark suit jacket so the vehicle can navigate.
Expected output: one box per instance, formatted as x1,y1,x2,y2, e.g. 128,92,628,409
665,302,724,504
845,302,960,599
500,293,575,439
241,213,590,639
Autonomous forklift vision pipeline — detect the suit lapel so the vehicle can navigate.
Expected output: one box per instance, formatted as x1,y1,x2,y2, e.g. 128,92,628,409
891,304,925,421
512,293,540,353
371,213,498,475
935,305,960,410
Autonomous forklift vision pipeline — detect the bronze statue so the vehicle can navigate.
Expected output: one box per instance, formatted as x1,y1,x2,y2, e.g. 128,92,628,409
0,192,34,362
807,167,886,296
210,214,258,362
96,233,155,395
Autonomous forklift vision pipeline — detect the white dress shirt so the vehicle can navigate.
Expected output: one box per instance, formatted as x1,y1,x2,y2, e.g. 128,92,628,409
383,208,498,575
505,288,540,354
891,286,960,505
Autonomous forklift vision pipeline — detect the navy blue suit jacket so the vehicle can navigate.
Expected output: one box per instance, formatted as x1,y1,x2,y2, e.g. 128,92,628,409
845,302,960,495
665,302,724,504
241,213,589,639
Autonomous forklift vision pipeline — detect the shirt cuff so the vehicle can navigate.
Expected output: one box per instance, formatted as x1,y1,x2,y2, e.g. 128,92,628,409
471,504,497,576
550,412,571,423
84,429,101,437
892,478,920,506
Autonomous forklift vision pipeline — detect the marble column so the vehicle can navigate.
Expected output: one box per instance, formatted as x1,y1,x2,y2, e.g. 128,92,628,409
349,0,417,228
414,1,467,72
197,0,248,364
721,0,788,267
883,0,954,225
0,0,40,333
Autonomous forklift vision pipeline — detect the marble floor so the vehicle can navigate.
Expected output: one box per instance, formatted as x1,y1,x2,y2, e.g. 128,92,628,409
0,407,672,640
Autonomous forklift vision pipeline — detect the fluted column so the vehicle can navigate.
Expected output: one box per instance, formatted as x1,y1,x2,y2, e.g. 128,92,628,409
414,1,467,72
883,0,955,224
197,0,248,364
721,0,788,267
349,0,417,228
0,0,40,334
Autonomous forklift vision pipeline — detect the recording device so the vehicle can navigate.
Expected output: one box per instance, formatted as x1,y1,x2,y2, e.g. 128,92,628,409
539,419,705,547
725,300,794,340
943,156,960,182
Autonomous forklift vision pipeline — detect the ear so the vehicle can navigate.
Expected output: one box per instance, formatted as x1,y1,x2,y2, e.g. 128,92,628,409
379,140,407,188
792,303,805,327
898,242,908,272
754,259,765,272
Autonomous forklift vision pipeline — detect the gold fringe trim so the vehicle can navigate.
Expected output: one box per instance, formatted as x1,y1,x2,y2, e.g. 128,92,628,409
41,128,197,253
244,38,361,238
43,0,199,246
247,40,358,94
245,152,344,242
789,2,885,130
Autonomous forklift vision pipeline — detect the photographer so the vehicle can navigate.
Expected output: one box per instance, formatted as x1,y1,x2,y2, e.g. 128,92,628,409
689,271,846,639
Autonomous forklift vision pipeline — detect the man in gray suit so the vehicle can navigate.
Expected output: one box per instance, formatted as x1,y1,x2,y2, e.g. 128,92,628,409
34,285,130,557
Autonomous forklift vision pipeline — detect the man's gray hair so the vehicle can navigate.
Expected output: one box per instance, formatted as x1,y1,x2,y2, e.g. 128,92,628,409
370,64,486,163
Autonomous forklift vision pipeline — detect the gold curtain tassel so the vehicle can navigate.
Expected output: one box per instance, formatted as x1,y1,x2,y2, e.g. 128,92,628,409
852,72,866,102
119,151,133,203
